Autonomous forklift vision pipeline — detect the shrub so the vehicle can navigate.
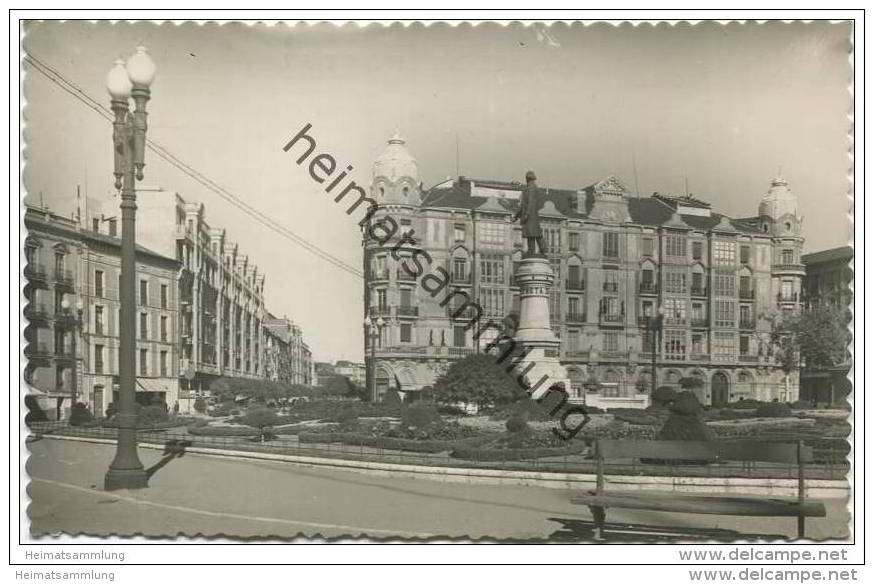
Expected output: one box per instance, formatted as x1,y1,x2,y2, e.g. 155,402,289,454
383,389,404,407
611,410,661,426
138,404,169,426
730,399,768,410
241,407,281,441
24,395,49,426
505,412,530,435
651,386,678,407
790,400,816,410
401,402,440,429
208,402,237,417
437,404,467,416
105,401,118,419
68,403,94,427
187,425,259,436
298,431,494,453
755,402,794,418
193,397,207,414
450,441,588,462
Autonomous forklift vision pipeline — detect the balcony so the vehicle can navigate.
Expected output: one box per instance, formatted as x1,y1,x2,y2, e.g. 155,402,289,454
396,306,419,318
448,305,478,320
564,350,589,359
690,353,710,362
638,315,657,327
396,269,417,282
739,354,759,363
565,280,585,291
371,305,392,317
24,342,52,360
773,263,805,274
602,282,619,294
24,303,51,322
691,318,709,328
739,289,755,300
54,269,74,287
739,319,755,330
599,350,624,360
448,347,475,357
24,264,48,282
566,312,587,323
370,268,390,281
450,273,471,285
638,282,658,295
690,285,707,297
175,224,193,240
777,292,800,303
598,313,623,327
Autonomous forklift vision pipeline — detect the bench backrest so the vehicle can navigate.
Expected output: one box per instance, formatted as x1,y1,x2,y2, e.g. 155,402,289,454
596,439,813,464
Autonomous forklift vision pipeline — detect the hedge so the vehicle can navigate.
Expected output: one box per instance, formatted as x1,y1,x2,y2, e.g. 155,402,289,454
186,425,260,437
449,441,589,461
297,431,495,453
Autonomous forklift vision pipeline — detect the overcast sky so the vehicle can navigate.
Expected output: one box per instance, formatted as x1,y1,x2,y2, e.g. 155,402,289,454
23,21,852,362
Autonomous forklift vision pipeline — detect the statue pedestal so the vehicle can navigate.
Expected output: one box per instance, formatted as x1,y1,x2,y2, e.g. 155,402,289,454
513,256,570,399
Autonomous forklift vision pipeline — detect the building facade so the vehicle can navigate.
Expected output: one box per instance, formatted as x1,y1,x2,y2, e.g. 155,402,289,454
24,205,180,418
333,360,367,387
263,314,312,386
799,246,852,406
362,135,805,405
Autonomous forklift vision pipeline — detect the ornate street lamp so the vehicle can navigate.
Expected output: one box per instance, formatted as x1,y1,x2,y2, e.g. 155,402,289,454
648,305,666,396
57,296,84,419
104,46,156,491
363,314,386,402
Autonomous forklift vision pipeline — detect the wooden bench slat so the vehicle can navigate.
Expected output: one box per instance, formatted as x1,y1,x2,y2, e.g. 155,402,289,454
597,439,814,464
571,492,827,518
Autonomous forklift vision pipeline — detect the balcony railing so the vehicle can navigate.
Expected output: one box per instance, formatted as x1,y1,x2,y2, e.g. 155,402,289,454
448,306,478,320
690,353,710,361
777,292,800,303
370,268,390,281
25,342,52,359
450,273,471,285
773,263,805,272
739,354,759,363
566,312,587,323
397,306,419,317
691,318,709,328
638,282,658,295
739,289,755,300
739,319,755,330
371,305,392,317
598,313,623,327
24,264,48,281
602,282,619,293
449,347,475,357
690,285,707,297
564,350,589,359
599,350,624,360
396,270,417,282
54,269,74,287
565,280,585,291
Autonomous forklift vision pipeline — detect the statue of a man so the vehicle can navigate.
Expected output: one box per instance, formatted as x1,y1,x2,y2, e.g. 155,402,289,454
513,170,546,256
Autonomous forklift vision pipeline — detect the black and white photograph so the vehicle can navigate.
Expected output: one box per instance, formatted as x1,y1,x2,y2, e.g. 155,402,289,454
13,12,862,575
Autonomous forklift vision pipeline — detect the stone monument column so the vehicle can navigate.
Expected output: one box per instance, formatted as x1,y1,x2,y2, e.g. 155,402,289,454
513,257,570,399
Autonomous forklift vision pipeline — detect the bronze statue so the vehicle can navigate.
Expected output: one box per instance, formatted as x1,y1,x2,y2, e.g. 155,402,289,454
512,170,546,256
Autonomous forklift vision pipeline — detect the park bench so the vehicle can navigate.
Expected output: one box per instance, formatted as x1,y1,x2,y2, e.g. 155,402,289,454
571,439,826,540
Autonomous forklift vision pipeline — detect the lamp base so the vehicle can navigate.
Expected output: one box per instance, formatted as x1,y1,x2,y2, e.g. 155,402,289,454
104,468,149,491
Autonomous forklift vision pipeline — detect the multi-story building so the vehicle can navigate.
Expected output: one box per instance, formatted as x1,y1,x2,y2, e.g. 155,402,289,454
362,134,805,405
263,314,312,386
333,360,367,387
136,188,269,398
799,246,853,406
24,204,179,418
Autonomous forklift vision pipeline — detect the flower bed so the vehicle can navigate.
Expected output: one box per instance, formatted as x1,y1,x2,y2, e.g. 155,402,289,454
297,431,495,454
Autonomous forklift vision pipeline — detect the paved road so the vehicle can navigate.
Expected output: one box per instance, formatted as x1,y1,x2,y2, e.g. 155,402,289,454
26,438,850,541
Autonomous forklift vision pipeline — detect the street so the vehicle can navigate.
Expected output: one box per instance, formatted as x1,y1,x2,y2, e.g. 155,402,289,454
26,438,851,541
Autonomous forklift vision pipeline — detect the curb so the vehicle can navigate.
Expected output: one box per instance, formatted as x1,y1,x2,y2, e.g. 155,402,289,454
36,434,849,498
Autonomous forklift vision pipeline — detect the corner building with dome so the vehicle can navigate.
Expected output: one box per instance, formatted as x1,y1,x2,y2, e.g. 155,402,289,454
362,133,805,407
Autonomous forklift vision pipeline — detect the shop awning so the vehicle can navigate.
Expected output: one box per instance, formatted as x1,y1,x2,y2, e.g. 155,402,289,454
135,378,176,394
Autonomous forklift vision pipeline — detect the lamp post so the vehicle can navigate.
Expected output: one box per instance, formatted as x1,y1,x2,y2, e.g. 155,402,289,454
648,305,666,395
57,296,84,419
103,46,156,491
363,315,385,402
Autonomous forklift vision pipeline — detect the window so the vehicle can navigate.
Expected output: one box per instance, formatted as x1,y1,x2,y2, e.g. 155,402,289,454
480,288,505,318
568,296,581,318
400,323,412,343
95,270,104,297
713,273,735,296
478,223,506,245
603,232,619,258
599,296,622,317
139,280,148,306
691,302,705,323
663,271,687,294
567,264,582,289
780,280,794,300
739,275,752,296
691,333,706,355
603,332,619,353
92,218,100,232
94,306,104,335
452,257,467,281
641,300,654,318
400,288,413,308
454,224,466,242
567,329,580,352
692,241,703,261
781,248,795,265
140,312,148,340
603,270,619,293
642,329,656,353
160,316,168,342
641,268,654,284
376,289,387,310
139,349,148,375
54,252,65,276
714,300,735,328
569,232,580,252
642,238,654,257
479,254,505,285
664,330,687,361
159,351,168,376
160,284,168,309
663,298,687,325
543,227,562,254
740,245,750,265
739,335,750,355
453,326,466,347
665,234,686,258
713,332,736,362
691,272,704,293
108,219,117,237
94,344,104,374
25,244,36,266
713,241,736,265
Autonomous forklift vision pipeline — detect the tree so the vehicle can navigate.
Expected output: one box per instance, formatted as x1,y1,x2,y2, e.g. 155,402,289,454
434,354,526,409
770,303,851,373
241,407,280,442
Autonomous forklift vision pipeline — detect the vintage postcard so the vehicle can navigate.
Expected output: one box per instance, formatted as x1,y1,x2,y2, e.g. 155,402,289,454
16,15,858,569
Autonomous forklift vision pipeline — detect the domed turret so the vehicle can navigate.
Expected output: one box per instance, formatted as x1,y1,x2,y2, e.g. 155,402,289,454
372,132,421,205
759,175,799,220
